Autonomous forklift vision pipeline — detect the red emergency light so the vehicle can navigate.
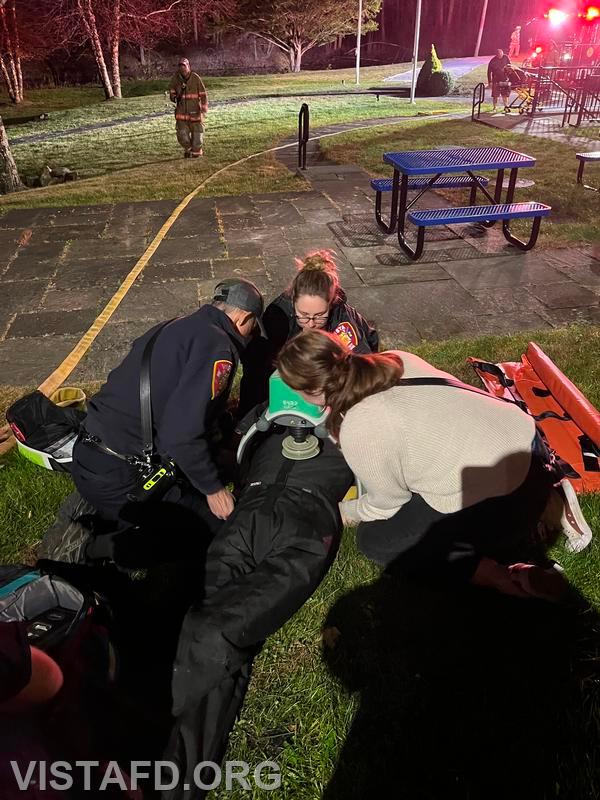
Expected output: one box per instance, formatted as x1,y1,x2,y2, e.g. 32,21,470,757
529,44,544,60
583,5,600,19
545,7,571,25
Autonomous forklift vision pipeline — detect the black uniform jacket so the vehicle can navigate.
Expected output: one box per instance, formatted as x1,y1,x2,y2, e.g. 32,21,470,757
239,289,379,416
84,305,245,495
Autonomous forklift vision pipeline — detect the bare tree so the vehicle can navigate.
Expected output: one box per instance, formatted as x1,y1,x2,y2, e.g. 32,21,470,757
233,0,381,72
76,0,114,97
109,0,121,97
0,0,23,102
173,0,237,49
48,0,185,101
0,0,50,103
0,114,23,192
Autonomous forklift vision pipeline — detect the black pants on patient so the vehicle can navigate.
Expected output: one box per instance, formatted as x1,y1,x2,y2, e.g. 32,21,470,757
356,439,556,582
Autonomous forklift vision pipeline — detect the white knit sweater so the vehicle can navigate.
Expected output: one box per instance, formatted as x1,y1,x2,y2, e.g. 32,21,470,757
339,351,536,522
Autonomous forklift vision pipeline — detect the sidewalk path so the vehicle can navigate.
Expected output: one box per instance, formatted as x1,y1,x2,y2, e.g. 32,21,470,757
0,191,597,387
384,56,489,84
0,112,598,387
476,110,600,150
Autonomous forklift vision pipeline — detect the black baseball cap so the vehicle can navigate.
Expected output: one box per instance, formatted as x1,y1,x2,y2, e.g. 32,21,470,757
213,278,266,336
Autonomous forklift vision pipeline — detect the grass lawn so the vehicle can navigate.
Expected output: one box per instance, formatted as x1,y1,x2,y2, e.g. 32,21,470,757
0,63,421,123
320,116,600,247
0,60,478,120
0,95,466,209
451,62,488,95
1,326,599,797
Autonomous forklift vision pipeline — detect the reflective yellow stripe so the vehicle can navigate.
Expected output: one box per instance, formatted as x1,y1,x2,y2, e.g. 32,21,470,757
36,186,218,399
0,111,441,457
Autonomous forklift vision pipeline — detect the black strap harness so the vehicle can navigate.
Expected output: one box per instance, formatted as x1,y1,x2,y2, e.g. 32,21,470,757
82,321,172,466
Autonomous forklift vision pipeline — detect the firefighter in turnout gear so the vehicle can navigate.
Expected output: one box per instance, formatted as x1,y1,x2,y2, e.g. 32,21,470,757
169,57,208,158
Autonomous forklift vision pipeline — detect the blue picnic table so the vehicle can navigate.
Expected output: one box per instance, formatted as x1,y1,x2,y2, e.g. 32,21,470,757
376,146,550,260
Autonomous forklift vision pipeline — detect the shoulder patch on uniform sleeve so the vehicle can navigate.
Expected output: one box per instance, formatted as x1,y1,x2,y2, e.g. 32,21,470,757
211,359,233,399
333,321,359,351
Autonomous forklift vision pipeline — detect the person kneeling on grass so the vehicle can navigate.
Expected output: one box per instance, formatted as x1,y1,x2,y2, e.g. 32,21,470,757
238,249,378,416
277,330,593,603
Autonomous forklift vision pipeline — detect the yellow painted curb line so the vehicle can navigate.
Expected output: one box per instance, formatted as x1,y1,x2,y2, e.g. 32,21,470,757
0,110,463,457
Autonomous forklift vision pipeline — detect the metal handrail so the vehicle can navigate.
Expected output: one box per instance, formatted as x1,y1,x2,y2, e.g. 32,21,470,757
298,103,309,170
472,83,485,121
564,74,600,127
532,65,600,116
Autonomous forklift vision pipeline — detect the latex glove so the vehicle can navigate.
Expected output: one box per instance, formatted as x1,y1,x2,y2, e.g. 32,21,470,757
207,487,235,520
339,501,358,528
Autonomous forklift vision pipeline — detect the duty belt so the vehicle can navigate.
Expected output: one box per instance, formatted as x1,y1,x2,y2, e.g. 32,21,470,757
80,431,147,468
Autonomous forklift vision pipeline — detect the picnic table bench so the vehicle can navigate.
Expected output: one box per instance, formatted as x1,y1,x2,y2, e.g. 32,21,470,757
371,175,490,229
576,151,600,191
374,146,551,261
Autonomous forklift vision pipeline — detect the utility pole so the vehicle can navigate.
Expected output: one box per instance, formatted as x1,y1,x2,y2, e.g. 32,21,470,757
474,0,489,57
192,4,199,46
409,0,423,104
355,0,363,85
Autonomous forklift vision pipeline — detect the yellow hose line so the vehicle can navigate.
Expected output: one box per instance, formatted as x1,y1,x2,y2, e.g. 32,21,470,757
0,110,462,457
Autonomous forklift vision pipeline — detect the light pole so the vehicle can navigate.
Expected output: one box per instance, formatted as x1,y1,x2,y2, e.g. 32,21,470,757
355,0,363,85
474,0,489,57
409,0,423,104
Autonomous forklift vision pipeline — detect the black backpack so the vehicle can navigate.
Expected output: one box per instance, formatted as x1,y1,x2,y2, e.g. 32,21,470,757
0,563,113,675
6,391,86,472
0,565,139,798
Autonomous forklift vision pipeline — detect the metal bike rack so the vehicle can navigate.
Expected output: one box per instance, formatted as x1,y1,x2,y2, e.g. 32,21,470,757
472,83,485,121
298,103,310,170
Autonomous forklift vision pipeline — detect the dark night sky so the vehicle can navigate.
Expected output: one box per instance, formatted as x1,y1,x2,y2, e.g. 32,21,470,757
358,0,547,61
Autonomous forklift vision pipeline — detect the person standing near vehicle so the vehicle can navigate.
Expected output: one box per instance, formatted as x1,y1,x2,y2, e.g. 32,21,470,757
487,49,512,112
508,26,521,58
169,57,208,158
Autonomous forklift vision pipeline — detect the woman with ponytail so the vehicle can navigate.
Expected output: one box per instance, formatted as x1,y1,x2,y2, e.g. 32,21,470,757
277,330,575,603
238,250,378,415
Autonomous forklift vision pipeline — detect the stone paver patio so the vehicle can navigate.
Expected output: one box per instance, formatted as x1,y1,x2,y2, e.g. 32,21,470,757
0,152,598,386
